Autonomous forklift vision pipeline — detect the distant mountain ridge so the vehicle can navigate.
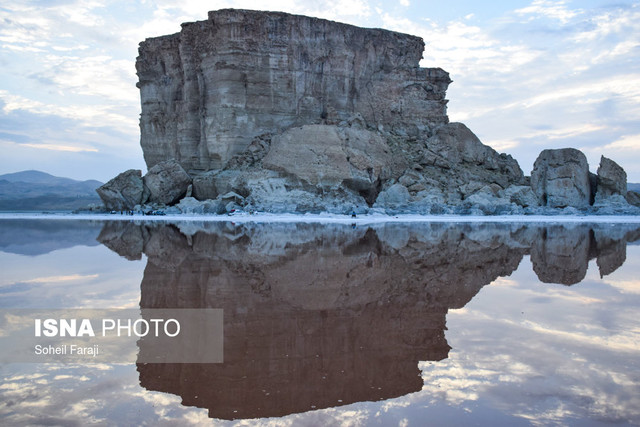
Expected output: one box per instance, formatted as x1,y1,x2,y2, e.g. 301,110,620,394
0,170,103,211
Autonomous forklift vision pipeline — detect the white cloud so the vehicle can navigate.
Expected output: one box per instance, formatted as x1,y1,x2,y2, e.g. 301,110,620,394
0,90,137,135
599,134,640,152
514,0,581,24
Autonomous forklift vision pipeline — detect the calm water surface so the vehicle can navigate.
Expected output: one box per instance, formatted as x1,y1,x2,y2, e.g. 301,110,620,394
1,219,639,426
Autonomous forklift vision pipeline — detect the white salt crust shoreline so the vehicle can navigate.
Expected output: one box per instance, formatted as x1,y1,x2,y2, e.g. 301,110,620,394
1,212,640,224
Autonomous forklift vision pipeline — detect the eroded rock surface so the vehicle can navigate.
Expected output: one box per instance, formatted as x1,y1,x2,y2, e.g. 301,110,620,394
596,156,627,202
96,169,144,210
143,160,192,205
531,148,591,208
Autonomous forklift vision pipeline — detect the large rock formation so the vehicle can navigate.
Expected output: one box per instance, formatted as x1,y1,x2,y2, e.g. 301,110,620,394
96,9,636,215
136,9,451,172
132,9,531,213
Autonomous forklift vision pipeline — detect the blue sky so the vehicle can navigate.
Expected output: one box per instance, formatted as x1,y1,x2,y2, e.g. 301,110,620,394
1,0,639,182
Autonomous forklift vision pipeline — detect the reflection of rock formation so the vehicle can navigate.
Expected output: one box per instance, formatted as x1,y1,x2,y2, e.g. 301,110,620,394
100,222,525,419
96,221,640,419
530,224,640,285
531,225,593,285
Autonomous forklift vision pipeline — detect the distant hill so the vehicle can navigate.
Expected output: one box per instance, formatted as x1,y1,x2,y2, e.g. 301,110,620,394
0,170,103,211
0,219,102,255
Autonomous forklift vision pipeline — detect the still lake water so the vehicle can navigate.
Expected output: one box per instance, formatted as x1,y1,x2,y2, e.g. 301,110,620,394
1,218,640,426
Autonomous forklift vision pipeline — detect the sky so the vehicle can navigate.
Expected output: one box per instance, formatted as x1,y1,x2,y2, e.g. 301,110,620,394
1,0,639,182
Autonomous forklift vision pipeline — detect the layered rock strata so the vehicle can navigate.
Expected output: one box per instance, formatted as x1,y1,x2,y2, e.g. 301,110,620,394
137,9,451,172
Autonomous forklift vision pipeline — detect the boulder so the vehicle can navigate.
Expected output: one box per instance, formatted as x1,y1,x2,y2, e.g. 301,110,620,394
263,125,396,205
192,171,219,200
374,184,410,208
96,169,145,210
595,156,627,202
143,160,192,205
175,197,225,215
530,148,591,208
504,185,539,208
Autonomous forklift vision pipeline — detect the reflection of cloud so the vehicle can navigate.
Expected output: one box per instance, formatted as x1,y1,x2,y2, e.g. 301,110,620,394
417,263,640,425
0,364,213,426
522,320,640,352
604,278,640,294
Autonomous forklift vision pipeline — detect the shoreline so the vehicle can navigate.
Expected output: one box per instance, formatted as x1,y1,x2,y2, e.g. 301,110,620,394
2,211,640,224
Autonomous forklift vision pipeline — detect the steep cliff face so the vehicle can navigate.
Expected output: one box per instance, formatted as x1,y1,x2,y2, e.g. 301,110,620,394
137,9,451,173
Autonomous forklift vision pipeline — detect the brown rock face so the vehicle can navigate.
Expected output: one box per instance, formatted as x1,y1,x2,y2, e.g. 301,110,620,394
262,125,398,203
136,9,451,173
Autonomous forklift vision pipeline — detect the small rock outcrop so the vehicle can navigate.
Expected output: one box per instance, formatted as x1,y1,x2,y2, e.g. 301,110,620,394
596,156,627,202
627,190,640,207
531,148,591,208
96,169,144,210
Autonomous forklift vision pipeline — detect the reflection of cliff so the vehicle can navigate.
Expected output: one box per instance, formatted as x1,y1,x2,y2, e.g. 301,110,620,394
96,221,640,420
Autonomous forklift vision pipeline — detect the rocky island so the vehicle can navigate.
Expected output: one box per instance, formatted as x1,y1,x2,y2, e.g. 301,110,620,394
97,9,640,215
